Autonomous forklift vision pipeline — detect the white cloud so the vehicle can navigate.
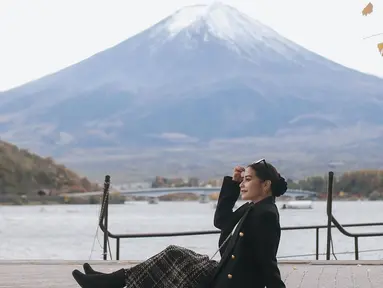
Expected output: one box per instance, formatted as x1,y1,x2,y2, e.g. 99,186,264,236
150,132,199,143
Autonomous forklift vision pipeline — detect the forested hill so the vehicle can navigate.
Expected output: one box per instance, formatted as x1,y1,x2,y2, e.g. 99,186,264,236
289,170,383,199
0,140,98,195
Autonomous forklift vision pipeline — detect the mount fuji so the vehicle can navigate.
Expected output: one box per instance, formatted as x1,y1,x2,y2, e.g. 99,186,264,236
1,3,383,180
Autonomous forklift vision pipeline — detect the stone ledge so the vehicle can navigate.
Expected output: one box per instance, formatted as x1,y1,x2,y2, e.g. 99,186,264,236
1,261,383,287
1,259,383,265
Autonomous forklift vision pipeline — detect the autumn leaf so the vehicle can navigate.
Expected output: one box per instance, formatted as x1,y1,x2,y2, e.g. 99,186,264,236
362,2,373,16
378,43,383,56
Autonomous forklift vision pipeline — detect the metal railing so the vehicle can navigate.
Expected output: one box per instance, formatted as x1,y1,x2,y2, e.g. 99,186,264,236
325,171,383,260
98,175,383,261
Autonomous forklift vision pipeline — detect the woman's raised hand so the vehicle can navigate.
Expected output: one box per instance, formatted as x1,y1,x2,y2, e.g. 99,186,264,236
232,166,245,183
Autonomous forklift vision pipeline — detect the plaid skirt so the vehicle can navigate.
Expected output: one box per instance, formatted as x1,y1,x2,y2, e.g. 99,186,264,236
125,245,219,288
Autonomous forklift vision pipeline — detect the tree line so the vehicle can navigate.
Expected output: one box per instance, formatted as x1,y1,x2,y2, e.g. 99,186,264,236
287,170,383,197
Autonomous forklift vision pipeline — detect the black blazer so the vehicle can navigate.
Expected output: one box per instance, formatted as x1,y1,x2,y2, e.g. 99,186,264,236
209,176,286,288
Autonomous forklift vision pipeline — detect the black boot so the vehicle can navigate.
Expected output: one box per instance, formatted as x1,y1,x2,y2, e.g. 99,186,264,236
83,263,104,275
72,268,126,288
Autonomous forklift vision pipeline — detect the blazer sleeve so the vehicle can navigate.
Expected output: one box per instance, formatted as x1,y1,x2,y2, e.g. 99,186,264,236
213,176,241,230
247,210,286,288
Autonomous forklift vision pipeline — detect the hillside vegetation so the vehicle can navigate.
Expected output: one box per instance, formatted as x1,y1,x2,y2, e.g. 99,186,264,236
2,139,383,201
288,170,383,199
0,140,98,195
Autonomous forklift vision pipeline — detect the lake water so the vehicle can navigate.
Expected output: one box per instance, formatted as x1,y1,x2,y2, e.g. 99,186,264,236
1,201,383,261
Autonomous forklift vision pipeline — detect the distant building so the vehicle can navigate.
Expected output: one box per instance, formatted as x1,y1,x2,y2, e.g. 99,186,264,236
114,182,151,190
188,177,200,187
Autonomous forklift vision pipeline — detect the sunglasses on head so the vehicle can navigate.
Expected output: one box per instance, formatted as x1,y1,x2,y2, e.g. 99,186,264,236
251,158,272,181
252,158,269,169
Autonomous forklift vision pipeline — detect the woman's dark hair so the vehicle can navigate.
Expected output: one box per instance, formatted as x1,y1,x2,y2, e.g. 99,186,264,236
248,160,287,197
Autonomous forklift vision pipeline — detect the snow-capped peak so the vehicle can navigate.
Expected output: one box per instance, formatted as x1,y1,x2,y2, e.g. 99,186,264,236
150,2,302,56
165,3,278,40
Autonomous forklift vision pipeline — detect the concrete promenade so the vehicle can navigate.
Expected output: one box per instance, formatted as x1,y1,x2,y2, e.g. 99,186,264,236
0,260,382,287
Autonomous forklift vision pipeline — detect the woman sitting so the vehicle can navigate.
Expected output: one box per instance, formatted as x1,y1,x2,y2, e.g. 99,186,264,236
72,159,287,288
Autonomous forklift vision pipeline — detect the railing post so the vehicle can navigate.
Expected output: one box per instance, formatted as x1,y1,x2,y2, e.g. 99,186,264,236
354,237,359,260
103,175,110,260
316,228,319,260
326,171,334,260
116,238,120,260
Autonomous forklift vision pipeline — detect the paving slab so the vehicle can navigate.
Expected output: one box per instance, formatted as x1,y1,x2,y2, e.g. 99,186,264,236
0,260,382,287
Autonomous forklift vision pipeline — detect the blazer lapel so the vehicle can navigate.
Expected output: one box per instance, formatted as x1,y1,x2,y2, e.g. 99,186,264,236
214,203,254,272
225,202,251,232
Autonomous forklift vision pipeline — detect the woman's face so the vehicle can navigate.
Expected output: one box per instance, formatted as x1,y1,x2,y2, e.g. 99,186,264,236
239,166,270,201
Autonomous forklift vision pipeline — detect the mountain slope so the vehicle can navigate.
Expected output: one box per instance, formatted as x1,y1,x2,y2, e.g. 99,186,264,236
0,140,97,195
1,3,383,179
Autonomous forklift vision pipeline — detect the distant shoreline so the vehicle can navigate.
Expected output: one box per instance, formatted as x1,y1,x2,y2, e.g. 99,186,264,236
0,198,377,206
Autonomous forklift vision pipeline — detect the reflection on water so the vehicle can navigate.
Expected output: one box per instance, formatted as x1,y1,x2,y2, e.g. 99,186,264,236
1,201,383,260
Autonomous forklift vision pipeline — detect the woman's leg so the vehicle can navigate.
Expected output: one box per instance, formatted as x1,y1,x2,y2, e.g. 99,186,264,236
124,245,218,288
72,268,126,288
72,245,218,288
